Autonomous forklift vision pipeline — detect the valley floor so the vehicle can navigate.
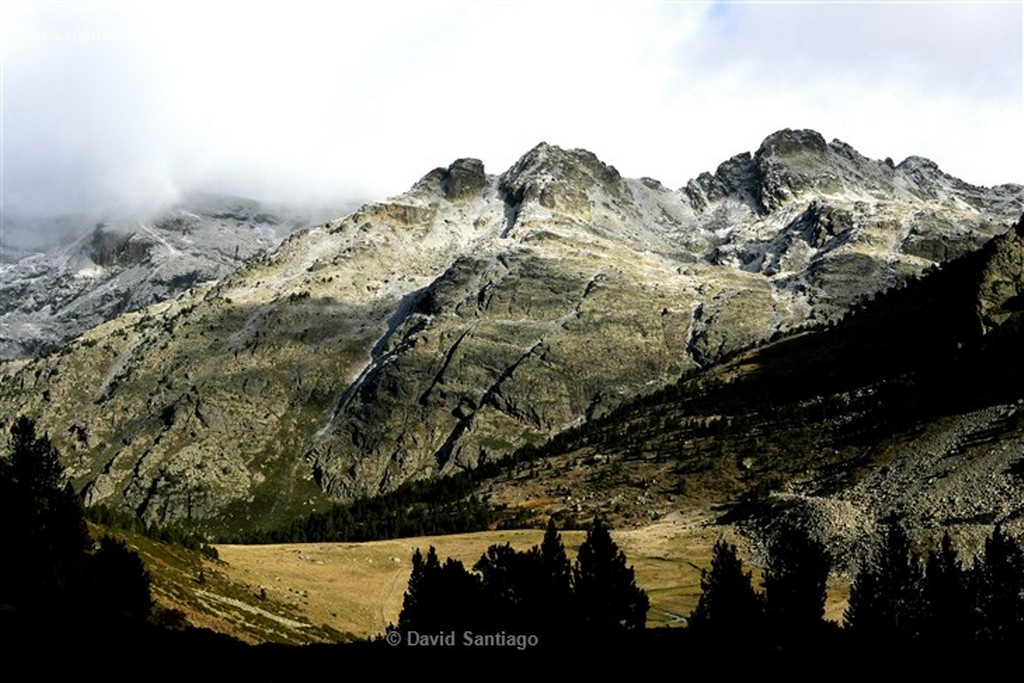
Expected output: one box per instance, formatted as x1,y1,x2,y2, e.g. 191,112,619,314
205,513,851,642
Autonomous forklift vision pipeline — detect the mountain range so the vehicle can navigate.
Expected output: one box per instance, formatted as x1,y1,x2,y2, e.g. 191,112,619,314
1,129,1021,539
0,193,352,359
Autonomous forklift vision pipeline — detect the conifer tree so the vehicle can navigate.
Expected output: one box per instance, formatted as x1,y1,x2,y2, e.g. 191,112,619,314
398,547,440,633
472,518,575,635
93,535,153,621
398,546,482,633
975,524,1024,640
0,417,91,608
573,517,648,632
1,417,172,628
535,517,573,618
524,517,575,635
762,525,830,639
844,518,924,640
474,542,531,629
921,532,975,642
7,416,66,494
690,538,763,639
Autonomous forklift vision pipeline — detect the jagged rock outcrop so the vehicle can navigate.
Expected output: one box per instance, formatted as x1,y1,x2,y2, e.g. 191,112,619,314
1,130,1021,532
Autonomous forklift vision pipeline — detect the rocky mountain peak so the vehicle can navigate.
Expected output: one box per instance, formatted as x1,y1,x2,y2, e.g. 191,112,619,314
686,129,902,215
684,152,759,213
754,129,872,212
896,155,942,174
499,142,623,214
756,128,831,158
415,158,489,202
893,155,961,200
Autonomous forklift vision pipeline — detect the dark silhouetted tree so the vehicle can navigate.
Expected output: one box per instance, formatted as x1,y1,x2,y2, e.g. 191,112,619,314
921,532,976,643
395,518,648,641
474,542,533,629
7,416,65,493
1,417,156,627
397,547,434,633
844,518,924,640
92,536,153,621
473,519,576,635
573,517,648,633
398,546,482,634
690,538,763,638
0,416,91,609
762,525,830,639
975,524,1024,640
534,517,574,629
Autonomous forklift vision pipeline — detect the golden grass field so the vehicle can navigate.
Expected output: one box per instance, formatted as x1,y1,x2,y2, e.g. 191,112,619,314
200,513,850,642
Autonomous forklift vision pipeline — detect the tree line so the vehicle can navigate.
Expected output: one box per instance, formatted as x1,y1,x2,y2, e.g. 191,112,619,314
691,517,1024,646
228,470,495,544
845,518,1024,642
86,503,219,560
393,518,648,646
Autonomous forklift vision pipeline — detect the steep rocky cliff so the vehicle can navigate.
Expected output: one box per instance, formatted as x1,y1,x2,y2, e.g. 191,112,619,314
1,130,1020,533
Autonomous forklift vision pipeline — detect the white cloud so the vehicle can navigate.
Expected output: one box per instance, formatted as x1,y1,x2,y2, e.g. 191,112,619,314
2,0,1020,220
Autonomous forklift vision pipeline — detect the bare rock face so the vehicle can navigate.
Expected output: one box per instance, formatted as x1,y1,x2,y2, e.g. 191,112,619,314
88,227,155,268
1,131,1021,532
441,158,489,201
756,129,835,211
977,215,1024,334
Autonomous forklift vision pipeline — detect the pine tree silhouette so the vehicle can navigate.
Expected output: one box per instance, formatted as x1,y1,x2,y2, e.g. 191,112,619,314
534,517,573,630
398,546,482,633
572,517,648,633
844,518,923,640
0,417,91,608
921,532,975,643
762,525,830,639
93,535,153,621
474,542,531,629
690,538,763,638
975,524,1024,640
398,547,440,633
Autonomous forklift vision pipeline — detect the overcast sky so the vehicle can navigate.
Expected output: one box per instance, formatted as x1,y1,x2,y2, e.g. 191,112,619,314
2,1,1022,219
